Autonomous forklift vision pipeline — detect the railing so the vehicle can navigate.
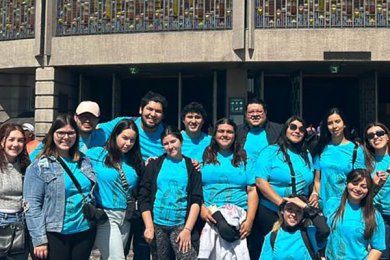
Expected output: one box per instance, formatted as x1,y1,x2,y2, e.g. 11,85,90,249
0,0,35,40
56,0,233,36
255,0,390,28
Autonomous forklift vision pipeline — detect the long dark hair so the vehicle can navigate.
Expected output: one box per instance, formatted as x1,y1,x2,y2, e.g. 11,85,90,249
203,118,246,167
313,107,351,157
363,122,390,173
38,114,80,161
0,123,30,173
276,115,311,166
331,169,377,240
104,119,143,176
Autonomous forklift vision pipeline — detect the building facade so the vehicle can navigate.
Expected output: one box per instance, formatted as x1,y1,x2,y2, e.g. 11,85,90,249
1,0,389,137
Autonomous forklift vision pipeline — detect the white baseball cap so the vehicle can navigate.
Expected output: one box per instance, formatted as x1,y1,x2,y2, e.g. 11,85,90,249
22,123,35,132
75,101,100,117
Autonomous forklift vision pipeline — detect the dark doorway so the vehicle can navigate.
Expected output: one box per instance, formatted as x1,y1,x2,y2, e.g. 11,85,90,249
303,76,360,131
264,76,292,124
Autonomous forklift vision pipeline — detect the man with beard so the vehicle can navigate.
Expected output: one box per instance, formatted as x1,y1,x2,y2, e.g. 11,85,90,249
237,98,282,260
180,102,211,162
123,91,167,260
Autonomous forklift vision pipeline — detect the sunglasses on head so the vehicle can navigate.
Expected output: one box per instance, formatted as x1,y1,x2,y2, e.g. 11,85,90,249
367,130,386,140
289,123,306,134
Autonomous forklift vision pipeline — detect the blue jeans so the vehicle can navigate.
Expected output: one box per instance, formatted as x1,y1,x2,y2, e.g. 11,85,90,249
0,211,27,260
94,209,130,260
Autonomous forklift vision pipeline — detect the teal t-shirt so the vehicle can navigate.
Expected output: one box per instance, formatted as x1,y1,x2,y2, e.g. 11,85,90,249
153,158,188,226
180,130,211,162
260,228,313,260
371,154,390,215
86,147,138,210
256,145,314,212
202,151,254,210
326,201,386,260
134,117,165,161
314,142,366,215
244,127,268,172
61,157,92,234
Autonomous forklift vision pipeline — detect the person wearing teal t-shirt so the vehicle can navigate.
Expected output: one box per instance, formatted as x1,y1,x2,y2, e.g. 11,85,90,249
256,115,314,254
236,98,282,259
364,122,390,259
326,169,385,259
200,118,258,255
180,102,211,163
24,115,96,260
260,195,329,260
312,108,366,216
139,126,202,260
87,119,143,260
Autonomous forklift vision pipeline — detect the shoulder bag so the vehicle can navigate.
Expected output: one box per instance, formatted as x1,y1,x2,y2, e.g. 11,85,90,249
57,157,108,226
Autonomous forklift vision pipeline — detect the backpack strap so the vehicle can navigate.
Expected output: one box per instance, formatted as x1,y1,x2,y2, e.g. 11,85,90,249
300,228,318,260
270,230,278,250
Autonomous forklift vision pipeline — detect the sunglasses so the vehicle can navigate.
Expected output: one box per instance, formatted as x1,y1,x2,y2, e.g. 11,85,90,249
367,130,386,140
289,123,306,134
284,205,303,215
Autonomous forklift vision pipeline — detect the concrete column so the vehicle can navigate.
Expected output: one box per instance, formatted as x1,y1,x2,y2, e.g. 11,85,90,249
359,71,377,133
226,68,247,125
35,67,58,138
232,0,245,51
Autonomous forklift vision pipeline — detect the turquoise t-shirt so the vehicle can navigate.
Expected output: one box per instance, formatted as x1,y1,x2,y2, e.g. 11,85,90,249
256,145,314,212
86,147,138,210
314,142,366,215
153,158,188,226
260,228,313,260
202,151,254,210
244,127,268,172
61,157,92,234
371,154,390,216
180,130,211,162
326,201,386,260
134,117,165,161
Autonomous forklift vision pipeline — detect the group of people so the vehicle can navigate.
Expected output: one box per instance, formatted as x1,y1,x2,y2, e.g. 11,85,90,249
0,90,389,260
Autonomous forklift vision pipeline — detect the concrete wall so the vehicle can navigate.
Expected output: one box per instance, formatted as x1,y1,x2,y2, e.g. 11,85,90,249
0,39,39,69
249,29,390,62
49,31,240,66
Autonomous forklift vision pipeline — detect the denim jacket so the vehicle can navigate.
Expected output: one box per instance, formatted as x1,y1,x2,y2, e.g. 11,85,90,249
23,155,96,247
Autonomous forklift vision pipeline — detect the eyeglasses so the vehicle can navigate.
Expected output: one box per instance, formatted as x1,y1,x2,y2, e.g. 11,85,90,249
289,123,306,134
55,131,76,138
367,130,386,140
247,110,265,115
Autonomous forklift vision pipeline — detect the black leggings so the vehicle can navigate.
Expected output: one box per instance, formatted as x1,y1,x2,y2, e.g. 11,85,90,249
46,227,96,260
256,204,279,255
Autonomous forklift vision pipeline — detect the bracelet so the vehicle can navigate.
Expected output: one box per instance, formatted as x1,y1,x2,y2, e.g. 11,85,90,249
311,192,319,197
184,227,192,232
145,226,154,230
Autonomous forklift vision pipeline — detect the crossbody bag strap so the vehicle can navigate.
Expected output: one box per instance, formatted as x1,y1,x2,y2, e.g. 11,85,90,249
57,157,87,202
284,150,297,195
116,165,132,202
352,143,358,169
